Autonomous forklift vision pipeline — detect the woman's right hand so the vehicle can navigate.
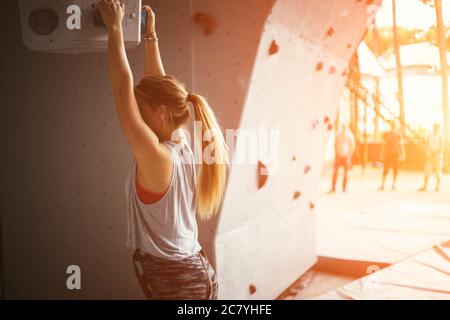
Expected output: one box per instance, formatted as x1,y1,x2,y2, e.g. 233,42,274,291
143,5,156,35
97,0,124,32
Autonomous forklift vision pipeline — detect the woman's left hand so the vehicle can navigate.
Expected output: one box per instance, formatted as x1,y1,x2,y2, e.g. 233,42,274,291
97,0,124,32
142,5,156,36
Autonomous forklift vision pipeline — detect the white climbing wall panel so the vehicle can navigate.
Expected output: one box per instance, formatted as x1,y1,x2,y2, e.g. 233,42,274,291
1,0,380,299
208,0,382,299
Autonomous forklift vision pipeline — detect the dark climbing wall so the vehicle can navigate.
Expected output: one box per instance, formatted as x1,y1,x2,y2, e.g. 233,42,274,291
0,214,4,299
0,0,194,299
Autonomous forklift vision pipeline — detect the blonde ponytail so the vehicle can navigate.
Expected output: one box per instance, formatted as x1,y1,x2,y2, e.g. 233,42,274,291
188,93,229,220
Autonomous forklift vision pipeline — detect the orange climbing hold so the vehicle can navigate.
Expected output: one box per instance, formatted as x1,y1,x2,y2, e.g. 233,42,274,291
293,191,301,200
249,284,257,295
193,12,217,36
268,40,279,55
312,119,319,129
257,161,268,189
325,27,335,37
315,62,323,71
329,66,337,74
304,165,311,174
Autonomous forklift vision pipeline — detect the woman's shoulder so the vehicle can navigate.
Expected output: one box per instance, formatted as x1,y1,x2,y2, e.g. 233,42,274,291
163,139,197,188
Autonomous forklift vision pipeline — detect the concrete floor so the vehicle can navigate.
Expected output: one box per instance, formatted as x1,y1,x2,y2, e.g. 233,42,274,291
316,164,450,263
283,165,450,299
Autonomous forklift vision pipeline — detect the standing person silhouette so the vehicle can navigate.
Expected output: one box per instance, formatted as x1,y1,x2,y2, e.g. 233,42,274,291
418,123,445,192
97,0,228,299
379,121,405,191
329,124,355,193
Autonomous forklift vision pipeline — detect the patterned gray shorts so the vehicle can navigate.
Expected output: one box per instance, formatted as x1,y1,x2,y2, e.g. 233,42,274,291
132,249,218,300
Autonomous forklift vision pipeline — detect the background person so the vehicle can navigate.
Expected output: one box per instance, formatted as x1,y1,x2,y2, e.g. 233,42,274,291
379,121,405,191
330,124,355,193
418,123,445,192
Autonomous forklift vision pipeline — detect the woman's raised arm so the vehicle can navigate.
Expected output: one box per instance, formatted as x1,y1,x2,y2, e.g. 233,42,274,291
97,0,166,162
143,5,166,76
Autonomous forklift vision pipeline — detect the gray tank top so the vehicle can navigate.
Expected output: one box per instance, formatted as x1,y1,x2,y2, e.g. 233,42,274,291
124,139,202,261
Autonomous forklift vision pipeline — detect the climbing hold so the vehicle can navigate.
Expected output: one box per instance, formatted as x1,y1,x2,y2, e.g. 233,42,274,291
257,161,268,189
312,119,319,129
249,284,257,295
329,66,337,74
292,156,296,161
323,116,330,124
315,62,324,71
293,191,301,200
193,12,216,36
93,9,106,28
141,9,148,32
309,202,315,210
193,12,209,25
304,165,311,174
347,43,352,49
325,27,335,37
327,123,334,131
28,8,59,36
268,40,279,55
204,22,216,36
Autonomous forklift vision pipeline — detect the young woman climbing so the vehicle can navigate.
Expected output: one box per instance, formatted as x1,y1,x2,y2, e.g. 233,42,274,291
97,0,228,299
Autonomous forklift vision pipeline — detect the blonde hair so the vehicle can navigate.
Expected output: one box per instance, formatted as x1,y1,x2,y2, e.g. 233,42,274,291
134,74,228,220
